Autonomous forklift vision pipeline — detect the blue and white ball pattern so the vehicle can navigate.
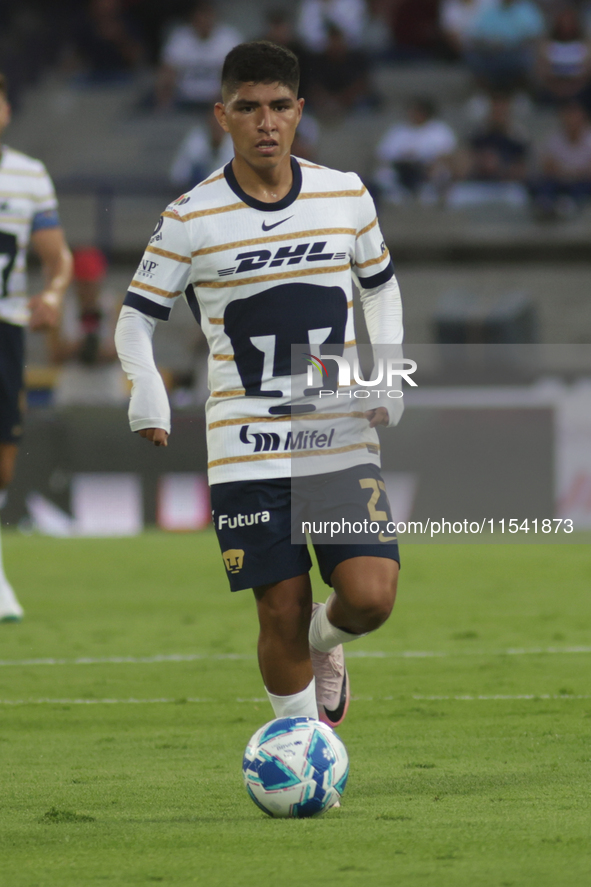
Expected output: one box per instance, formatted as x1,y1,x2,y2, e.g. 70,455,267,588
242,717,349,818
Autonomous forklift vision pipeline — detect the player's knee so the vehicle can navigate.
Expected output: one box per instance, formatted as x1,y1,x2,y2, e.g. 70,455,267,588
356,588,395,631
353,569,398,631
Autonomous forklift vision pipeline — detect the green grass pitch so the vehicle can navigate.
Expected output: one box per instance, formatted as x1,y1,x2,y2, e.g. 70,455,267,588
1,530,590,887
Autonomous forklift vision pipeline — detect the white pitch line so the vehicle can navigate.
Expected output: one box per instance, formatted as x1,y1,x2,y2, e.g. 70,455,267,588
413,694,591,701
0,694,589,706
1,646,591,668
0,653,254,668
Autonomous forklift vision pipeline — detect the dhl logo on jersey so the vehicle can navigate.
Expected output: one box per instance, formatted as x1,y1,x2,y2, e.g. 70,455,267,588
217,242,349,277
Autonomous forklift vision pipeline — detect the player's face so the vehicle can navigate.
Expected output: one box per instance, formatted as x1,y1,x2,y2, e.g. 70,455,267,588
215,82,303,171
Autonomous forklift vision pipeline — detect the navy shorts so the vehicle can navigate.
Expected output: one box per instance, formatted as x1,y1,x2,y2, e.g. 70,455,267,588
0,321,25,444
210,463,400,592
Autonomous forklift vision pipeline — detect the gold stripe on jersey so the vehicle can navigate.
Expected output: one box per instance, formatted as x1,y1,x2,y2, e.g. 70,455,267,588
0,191,46,200
130,279,181,299
207,442,377,469
356,217,378,238
299,162,324,169
293,442,379,459
196,262,351,289
145,245,192,264
212,353,235,361
211,388,246,397
356,247,390,269
0,216,30,225
347,300,353,308
191,228,356,258
345,339,356,347
198,172,225,187
208,411,367,430
163,201,247,222
298,187,367,201
208,316,225,324
0,169,46,178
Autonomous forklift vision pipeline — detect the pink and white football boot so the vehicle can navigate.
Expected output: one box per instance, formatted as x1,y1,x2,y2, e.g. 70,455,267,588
309,603,350,728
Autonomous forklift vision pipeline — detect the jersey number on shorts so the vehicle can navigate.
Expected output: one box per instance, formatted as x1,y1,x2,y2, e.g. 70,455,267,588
223,283,348,414
359,478,389,521
0,231,18,298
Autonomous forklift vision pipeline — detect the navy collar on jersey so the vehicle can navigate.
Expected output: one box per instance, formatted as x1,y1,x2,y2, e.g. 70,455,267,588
224,156,302,212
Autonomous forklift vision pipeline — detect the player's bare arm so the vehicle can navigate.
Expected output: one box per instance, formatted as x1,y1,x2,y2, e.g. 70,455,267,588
29,227,72,330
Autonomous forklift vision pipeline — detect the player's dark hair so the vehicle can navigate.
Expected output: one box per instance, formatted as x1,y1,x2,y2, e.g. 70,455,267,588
221,41,300,99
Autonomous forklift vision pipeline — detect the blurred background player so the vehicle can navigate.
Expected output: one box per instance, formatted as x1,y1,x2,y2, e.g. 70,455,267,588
0,71,72,622
49,246,128,407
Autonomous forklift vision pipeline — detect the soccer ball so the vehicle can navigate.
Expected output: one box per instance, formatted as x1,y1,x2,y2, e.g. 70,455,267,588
242,716,349,818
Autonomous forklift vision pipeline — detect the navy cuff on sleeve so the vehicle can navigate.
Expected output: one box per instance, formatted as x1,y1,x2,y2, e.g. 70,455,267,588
124,291,171,321
357,260,395,290
31,209,61,232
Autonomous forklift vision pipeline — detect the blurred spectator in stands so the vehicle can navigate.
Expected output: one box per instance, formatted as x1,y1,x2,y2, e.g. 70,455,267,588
390,0,445,60
262,9,312,100
440,0,498,58
69,0,144,83
156,1,241,111
373,98,458,204
50,248,127,406
263,8,303,54
465,0,546,90
363,0,396,57
123,0,188,64
531,99,591,218
296,0,366,52
535,6,591,104
448,90,530,206
291,114,321,161
170,111,234,189
306,24,377,118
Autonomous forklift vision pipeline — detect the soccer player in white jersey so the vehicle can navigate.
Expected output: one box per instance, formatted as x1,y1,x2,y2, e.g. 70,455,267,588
116,42,404,725
0,73,73,622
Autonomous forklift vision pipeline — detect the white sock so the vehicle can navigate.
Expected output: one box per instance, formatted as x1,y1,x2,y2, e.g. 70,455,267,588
309,601,365,653
266,678,319,719
0,506,7,584
0,511,23,617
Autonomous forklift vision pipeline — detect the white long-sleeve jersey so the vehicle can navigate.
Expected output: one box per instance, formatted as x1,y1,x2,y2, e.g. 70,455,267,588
115,157,404,484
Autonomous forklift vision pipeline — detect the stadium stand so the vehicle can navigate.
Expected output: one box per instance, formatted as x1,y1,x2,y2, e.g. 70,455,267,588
4,0,591,391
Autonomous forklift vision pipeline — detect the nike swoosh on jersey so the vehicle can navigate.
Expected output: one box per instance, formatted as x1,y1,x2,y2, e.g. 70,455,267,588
261,216,293,231
379,532,397,543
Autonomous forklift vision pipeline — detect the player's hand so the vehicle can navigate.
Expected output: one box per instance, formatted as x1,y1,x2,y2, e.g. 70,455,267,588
28,292,60,330
365,407,389,428
138,428,169,447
